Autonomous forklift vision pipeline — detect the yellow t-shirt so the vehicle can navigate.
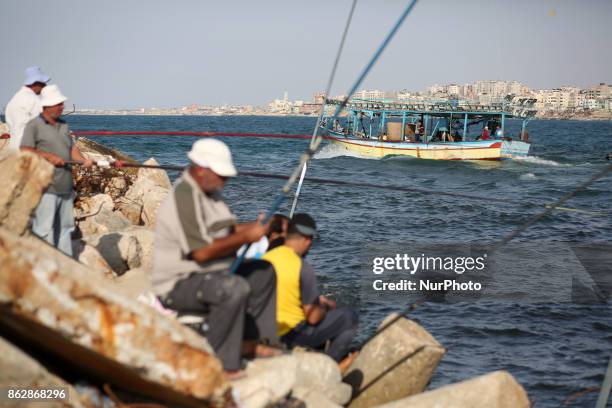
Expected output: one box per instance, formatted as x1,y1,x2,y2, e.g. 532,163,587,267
263,245,319,336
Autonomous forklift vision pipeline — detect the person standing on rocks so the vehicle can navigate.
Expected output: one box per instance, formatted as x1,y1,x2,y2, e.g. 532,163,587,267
20,84,93,257
5,66,51,151
153,138,280,378
263,213,359,366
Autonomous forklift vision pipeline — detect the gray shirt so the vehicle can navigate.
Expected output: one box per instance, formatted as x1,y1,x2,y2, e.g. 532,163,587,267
153,171,237,295
21,116,73,195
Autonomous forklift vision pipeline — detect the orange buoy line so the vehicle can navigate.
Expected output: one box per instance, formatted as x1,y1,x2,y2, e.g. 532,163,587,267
72,130,330,140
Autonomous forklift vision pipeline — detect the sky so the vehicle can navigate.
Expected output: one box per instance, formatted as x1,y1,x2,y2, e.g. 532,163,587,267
1,0,611,109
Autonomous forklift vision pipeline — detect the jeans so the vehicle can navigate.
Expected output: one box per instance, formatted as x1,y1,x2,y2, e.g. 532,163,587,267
32,192,75,257
281,307,359,362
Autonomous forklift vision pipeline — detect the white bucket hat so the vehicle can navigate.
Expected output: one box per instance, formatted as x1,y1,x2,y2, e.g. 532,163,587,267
187,138,238,177
24,66,50,85
40,84,67,107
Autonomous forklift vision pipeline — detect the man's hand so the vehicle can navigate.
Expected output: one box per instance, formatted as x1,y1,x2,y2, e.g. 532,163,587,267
46,154,66,167
244,221,268,243
319,295,337,310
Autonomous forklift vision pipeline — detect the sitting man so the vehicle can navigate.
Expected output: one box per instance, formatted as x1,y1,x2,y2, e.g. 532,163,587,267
153,138,278,377
263,213,358,365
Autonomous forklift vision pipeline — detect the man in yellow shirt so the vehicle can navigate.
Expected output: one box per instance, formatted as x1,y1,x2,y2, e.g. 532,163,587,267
263,213,358,362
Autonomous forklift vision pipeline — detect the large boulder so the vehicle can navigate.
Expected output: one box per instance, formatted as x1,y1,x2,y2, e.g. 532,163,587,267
374,370,530,408
77,193,114,214
139,158,172,190
72,239,115,277
0,336,86,408
345,314,445,408
116,158,170,227
292,386,343,408
294,351,352,405
0,151,53,235
76,193,133,236
232,355,297,408
83,231,142,275
82,226,154,275
0,228,229,403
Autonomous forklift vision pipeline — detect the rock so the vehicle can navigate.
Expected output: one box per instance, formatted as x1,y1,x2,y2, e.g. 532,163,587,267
104,176,127,196
0,227,229,403
0,151,53,235
140,158,172,190
83,226,154,276
292,386,343,408
77,207,132,236
374,371,530,408
293,351,351,405
76,193,134,236
84,231,142,275
113,267,152,299
141,184,169,227
78,193,114,213
116,199,143,225
124,226,155,272
345,314,445,408
116,158,170,227
0,336,86,408
72,239,114,277
232,355,297,408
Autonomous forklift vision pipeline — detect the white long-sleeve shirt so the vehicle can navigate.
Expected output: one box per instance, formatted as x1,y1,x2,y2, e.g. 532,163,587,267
5,86,42,150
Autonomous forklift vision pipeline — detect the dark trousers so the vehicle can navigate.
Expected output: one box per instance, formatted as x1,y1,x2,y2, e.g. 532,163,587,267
162,260,277,371
281,307,358,362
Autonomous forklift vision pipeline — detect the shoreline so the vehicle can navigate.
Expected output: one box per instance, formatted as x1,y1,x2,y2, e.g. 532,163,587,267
67,113,612,121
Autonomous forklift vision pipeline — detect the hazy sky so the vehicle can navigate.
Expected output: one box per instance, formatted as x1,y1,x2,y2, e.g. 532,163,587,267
1,0,610,109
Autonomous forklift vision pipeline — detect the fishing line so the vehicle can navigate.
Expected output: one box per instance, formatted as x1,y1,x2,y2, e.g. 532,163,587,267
229,0,420,274
65,160,607,216
491,163,612,251
290,0,358,218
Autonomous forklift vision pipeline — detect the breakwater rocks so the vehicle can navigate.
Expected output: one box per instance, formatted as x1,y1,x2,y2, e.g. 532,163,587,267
0,141,530,407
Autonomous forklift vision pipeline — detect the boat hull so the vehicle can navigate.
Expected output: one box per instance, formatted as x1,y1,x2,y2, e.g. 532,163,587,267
327,135,503,160
501,140,530,158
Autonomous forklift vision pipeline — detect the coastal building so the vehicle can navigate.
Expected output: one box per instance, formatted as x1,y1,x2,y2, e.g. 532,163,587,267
353,89,386,100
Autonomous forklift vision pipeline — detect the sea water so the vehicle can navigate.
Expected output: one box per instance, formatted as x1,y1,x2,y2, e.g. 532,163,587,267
67,115,612,407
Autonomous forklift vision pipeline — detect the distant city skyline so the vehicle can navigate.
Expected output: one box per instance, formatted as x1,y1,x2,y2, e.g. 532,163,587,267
1,0,611,109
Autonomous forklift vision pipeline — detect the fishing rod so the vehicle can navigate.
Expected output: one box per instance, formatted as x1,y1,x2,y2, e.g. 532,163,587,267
228,0,420,274
289,0,358,218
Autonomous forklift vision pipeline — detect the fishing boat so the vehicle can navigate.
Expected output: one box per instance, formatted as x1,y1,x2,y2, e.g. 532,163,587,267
321,97,536,160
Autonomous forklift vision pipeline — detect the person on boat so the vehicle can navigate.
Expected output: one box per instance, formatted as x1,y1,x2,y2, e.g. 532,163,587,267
333,119,343,133
415,121,423,142
152,138,279,378
495,126,503,139
5,66,50,150
20,85,93,257
263,213,359,368
480,126,490,140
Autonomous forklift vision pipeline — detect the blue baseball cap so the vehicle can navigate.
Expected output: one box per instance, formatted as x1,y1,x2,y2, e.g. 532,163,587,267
24,66,50,86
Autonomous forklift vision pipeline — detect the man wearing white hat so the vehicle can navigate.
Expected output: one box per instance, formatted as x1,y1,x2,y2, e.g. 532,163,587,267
153,138,279,377
4,66,51,150
20,84,92,256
